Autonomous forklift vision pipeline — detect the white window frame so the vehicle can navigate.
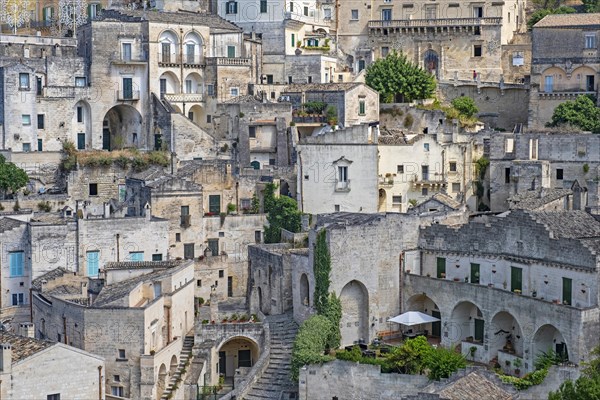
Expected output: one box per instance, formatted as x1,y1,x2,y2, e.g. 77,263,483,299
230,87,239,97
121,42,132,61
22,114,31,126
351,9,359,20
585,34,596,49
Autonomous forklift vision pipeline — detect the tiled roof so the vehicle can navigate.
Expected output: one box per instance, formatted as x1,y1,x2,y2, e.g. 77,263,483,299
104,260,184,270
92,268,173,308
98,9,242,31
283,82,362,92
129,165,171,182
32,268,72,291
508,189,572,210
0,217,25,233
315,212,386,229
435,370,515,400
223,95,267,104
524,210,600,239
534,13,600,28
0,332,53,364
430,193,462,210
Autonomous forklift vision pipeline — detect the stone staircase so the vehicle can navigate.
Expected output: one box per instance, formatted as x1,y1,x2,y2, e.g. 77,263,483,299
244,313,299,400
160,334,195,400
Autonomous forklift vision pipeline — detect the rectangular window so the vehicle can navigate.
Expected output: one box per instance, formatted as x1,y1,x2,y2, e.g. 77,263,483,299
230,87,239,97
334,204,340,212
77,133,86,150
37,114,45,129
381,8,392,20
86,251,99,277
175,233,181,242
118,349,126,359
227,45,235,58
424,143,430,151
289,2,294,12
22,115,31,126
338,166,348,182
207,84,214,96
89,183,98,196
397,165,404,174
218,270,224,278
425,5,437,19
186,44,195,64
304,6,308,16
226,1,238,14
266,75,274,84
505,138,514,153
510,266,522,292
291,33,295,48
324,8,331,19
185,79,193,94
359,99,366,115
47,394,61,400
114,375,120,382
22,143,31,152
209,195,221,214
88,3,100,18
238,349,252,367
197,279,202,287
9,251,24,277
505,168,511,184
470,263,480,284
38,139,43,152
473,6,483,17
228,276,233,297
358,59,365,72
11,293,25,306
241,198,252,210
351,9,358,20
208,239,219,256
161,43,171,63
556,169,564,180
449,162,457,172
529,138,538,160
473,45,482,57
77,106,83,123
128,251,144,262
392,195,402,204
122,42,132,61
36,76,42,96
562,277,572,305
260,0,267,13
122,78,133,99
184,243,195,260
19,73,30,89
421,165,429,180
452,183,460,193
255,230,262,243
381,46,389,57
249,126,256,138
436,257,446,278
585,34,596,49
75,77,86,87
422,188,428,196
152,254,163,261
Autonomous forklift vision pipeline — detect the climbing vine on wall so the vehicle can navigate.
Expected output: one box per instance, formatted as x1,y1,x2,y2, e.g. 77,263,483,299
314,229,331,314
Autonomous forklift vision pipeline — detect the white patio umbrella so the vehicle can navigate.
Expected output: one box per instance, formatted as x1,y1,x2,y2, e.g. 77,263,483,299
387,311,440,326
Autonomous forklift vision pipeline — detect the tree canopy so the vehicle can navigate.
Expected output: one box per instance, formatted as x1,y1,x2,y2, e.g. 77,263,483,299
549,346,600,399
263,183,302,243
365,51,436,103
0,155,29,198
582,0,600,12
451,96,479,118
548,95,600,133
527,6,576,29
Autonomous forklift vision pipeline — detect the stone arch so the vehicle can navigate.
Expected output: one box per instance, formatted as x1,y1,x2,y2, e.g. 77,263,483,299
250,160,261,170
184,72,203,94
300,273,310,306
448,301,484,345
378,188,387,212
169,354,178,375
171,104,182,114
216,336,260,382
158,29,178,63
532,324,569,363
73,100,92,149
102,104,143,151
424,49,439,78
183,31,204,64
572,66,597,92
405,294,442,338
159,71,180,96
490,311,524,358
339,280,369,346
157,363,167,399
541,66,567,92
188,104,203,124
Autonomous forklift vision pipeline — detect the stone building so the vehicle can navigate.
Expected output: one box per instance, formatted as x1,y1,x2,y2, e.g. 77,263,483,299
297,123,379,214
488,131,600,211
528,13,600,128
407,210,600,374
0,331,105,399
31,260,195,399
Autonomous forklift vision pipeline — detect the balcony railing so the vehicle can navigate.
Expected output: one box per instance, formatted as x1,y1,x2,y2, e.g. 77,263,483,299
335,179,351,192
180,215,191,228
117,90,140,101
379,176,394,187
206,57,251,66
368,17,502,29
292,115,326,124
158,53,181,66
538,90,596,98
163,93,204,103
412,175,446,186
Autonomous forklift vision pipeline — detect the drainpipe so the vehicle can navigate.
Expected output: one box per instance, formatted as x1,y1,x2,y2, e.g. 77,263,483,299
116,234,120,262
29,288,33,322
179,29,184,94
399,251,404,314
236,181,239,212
298,151,304,212
98,366,103,400
62,316,67,344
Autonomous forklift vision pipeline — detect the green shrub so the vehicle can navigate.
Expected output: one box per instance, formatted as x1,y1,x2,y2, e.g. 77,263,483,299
131,156,149,172
37,201,52,212
425,345,466,380
451,97,478,118
403,114,414,128
227,203,236,213
290,315,335,381
147,151,169,167
114,155,130,169
385,336,433,375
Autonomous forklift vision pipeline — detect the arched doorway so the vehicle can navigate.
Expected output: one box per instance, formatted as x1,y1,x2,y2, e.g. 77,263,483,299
405,294,441,338
216,337,260,387
250,161,260,170
169,354,178,375
188,104,203,124
378,189,387,212
157,363,167,400
424,50,439,78
102,105,143,150
183,31,204,65
159,71,181,98
339,280,369,346
300,273,310,306
449,301,484,346
533,324,568,363
490,311,523,360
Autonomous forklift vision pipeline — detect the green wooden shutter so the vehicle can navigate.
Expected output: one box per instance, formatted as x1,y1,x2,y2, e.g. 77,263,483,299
436,257,446,278
510,266,522,292
474,319,484,342
562,277,572,305
87,4,91,17
470,263,480,284
291,33,295,48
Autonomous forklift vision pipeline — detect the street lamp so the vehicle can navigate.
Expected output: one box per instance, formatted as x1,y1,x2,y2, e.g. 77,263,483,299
0,0,30,35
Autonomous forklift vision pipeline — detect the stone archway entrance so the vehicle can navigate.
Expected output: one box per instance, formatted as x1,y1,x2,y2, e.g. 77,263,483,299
157,363,167,400
406,294,441,338
533,324,569,364
378,189,387,212
102,104,143,150
339,280,369,346
300,273,310,306
216,337,260,390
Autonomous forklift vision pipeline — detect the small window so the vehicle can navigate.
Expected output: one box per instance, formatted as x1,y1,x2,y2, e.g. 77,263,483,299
152,254,163,261
22,114,31,125
334,204,340,212
351,9,358,20
37,114,45,129
19,73,30,89
421,188,428,196
241,198,251,210
122,42,132,61
118,349,126,359
255,230,262,243
75,77,86,87
219,270,224,278
473,45,482,57
266,75,274,84
207,115,212,123
9,252,24,277
260,0,267,13
556,169,564,180
184,243,195,259
77,106,83,123
585,34,596,49
230,87,239,97
397,165,404,174
381,46,389,57
22,143,31,152
338,166,348,182
505,138,514,153
208,239,219,257
114,375,121,382
128,251,143,262
269,159,275,166
227,45,236,58
226,1,238,14
307,76,312,83
197,279,202,287
505,167,511,184
89,183,98,196
47,395,61,400
38,139,43,151
449,162,457,172
111,387,123,397
303,6,308,16
424,143,430,151
175,233,181,242
207,84,215,96
218,232,225,237
392,195,402,204
452,183,460,193
359,99,366,115
249,126,256,138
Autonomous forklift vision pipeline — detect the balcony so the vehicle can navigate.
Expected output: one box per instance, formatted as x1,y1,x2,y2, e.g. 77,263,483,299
206,57,251,67
117,90,140,101
368,17,502,35
180,215,191,228
378,176,394,187
411,175,446,187
538,90,596,99
335,179,351,192
163,93,204,103
158,53,181,67
110,51,147,65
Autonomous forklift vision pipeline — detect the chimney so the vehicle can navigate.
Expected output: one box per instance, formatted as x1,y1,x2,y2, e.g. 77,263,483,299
18,323,34,339
0,344,12,373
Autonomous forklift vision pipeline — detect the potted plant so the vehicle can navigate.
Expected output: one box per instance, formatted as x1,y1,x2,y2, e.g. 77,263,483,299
488,283,494,288
532,290,537,297
513,358,522,376
453,277,460,282
469,346,477,360
440,273,446,279
514,289,521,295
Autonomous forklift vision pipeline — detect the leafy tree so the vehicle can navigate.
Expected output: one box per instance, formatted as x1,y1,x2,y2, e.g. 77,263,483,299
321,292,342,349
0,155,28,198
548,95,600,133
314,229,332,313
451,97,478,118
385,336,434,374
582,0,600,12
290,315,335,381
263,182,277,214
365,51,436,103
527,6,576,29
264,196,302,243
425,345,467,380
549,346,600,399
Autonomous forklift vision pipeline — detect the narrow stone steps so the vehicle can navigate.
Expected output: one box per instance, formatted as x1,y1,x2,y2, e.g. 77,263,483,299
160,335,195,400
